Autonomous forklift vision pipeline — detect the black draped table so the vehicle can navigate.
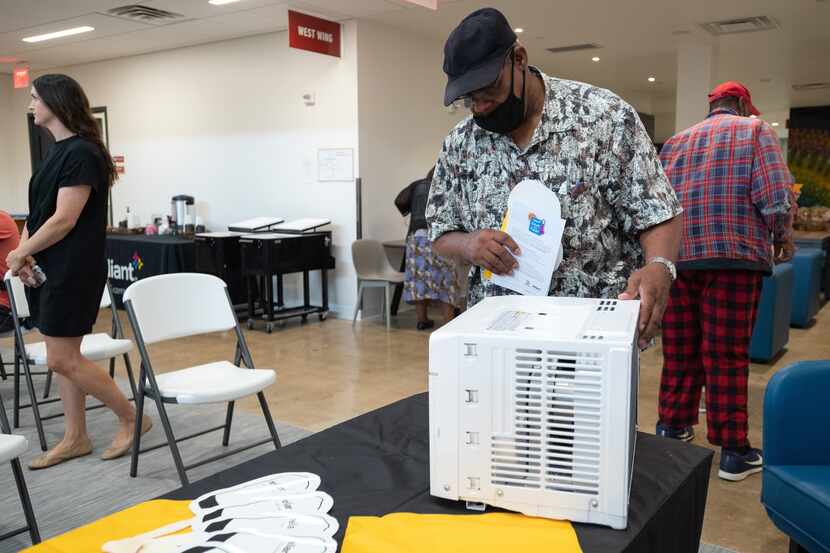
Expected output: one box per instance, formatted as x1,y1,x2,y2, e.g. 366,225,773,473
105,233,195,307
162,393,713,553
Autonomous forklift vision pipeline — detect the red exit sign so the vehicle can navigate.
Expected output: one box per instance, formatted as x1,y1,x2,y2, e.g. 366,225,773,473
288,10,341,58
13,66,29,89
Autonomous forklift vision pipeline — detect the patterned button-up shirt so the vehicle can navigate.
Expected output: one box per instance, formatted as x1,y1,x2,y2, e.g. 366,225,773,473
659,107,794,273
426,69,682,307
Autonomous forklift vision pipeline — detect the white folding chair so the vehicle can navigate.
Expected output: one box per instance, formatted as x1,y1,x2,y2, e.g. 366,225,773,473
123,273,281,486
0,332,11,381
3,271,137,451
41,283,138,399
0,325,32,383
0,394,40,545
1,279,17,380
351,239,405,330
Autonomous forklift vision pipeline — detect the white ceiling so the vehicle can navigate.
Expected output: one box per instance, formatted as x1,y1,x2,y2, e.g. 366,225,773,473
2,0,829,112
365,0,830,111
0,0,437,72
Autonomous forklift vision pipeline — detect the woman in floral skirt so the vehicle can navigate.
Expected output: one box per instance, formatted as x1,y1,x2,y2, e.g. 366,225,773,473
395,168,462,330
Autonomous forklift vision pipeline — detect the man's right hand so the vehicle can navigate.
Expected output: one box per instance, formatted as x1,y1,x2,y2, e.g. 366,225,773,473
462,229,521,275
774,239,795,264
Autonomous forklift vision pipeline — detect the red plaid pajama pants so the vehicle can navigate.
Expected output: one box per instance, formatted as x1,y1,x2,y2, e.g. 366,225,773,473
658,270,763,448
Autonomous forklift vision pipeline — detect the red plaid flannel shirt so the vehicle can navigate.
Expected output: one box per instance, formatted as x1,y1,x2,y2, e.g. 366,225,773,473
659,108,794,271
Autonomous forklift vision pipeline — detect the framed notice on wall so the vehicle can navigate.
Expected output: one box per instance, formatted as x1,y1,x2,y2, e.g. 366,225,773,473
318,148,354,181
91,106,115,226
92,106,109,147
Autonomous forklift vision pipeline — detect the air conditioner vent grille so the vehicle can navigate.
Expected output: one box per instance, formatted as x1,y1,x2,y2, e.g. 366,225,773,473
700,16,779,35
106,5,185,24
491,349,603,496
545,43,602,54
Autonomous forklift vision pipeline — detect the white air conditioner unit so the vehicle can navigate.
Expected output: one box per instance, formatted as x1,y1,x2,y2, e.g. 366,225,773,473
429,295,640,529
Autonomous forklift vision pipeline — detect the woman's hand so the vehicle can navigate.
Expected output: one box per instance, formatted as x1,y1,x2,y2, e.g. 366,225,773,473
6,249,27,275
18,264,39,288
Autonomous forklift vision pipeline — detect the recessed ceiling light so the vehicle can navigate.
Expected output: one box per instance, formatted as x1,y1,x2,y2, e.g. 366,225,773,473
22,26,94,43
591,56,600,62
772,122,780,127
208,0,243,4
648,76,656,82
514,28,524,33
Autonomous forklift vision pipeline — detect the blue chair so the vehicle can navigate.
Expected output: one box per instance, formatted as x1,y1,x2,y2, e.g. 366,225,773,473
750,263,793,362
762,361,830,553
790,249,824,328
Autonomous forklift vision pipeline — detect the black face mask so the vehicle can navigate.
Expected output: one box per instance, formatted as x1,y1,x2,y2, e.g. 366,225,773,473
473,55,526,134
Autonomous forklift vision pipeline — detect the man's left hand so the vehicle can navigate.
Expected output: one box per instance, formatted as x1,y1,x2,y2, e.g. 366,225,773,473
618,262,673,349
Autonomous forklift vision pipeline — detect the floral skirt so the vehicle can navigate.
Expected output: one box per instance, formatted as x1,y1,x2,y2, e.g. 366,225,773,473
403,229,461,307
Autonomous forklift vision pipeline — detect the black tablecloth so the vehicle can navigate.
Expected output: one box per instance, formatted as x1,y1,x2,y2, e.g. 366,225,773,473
105,234,195,307
162,393,713,553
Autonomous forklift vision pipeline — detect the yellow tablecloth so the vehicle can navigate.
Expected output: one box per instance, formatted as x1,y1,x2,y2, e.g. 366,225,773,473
342,512,583,553
22,500,192,553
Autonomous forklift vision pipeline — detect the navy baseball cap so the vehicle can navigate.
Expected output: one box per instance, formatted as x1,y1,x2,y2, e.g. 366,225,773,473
442,8,517,106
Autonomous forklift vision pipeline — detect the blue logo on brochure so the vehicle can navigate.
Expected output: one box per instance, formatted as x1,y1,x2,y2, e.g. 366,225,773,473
528,213,545,236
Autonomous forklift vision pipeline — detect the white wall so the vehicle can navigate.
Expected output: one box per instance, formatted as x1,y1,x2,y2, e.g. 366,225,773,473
617,90,653,116
4,24,361,316
654,112,676,144
355,20,463,316
0,74,14,207
675,40,717,133
653,93,677,144
357,20,462,242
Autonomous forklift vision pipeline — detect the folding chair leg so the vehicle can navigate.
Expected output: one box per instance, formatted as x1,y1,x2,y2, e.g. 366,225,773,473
385,284,392,330
11,457,40,544
42,370,53,399
122,353,137,401
109,358,115,379
20,357,47,451
256,392,281,449
13,353,20,428
129,378,146,478
152,392,189,486
352,282,364,326
222,401,235,447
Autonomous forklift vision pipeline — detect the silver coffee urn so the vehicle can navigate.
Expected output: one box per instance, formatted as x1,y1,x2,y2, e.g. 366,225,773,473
171,195,195,235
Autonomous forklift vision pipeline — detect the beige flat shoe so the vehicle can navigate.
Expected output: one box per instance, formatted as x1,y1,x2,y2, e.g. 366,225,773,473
101,417,153,461
28,438,93,470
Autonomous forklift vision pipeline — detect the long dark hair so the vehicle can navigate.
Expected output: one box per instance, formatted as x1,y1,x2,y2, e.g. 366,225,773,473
33,74,117,187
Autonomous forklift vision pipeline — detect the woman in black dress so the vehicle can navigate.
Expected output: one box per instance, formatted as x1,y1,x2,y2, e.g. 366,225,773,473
5,74,151,469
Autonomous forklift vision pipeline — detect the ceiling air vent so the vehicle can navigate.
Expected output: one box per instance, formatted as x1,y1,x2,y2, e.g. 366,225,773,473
793,82,830,92
106,5,185,25
545,43,602,55
700,16,779,35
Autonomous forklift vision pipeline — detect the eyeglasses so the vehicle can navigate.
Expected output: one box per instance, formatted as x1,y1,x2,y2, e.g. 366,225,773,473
458,48,515,107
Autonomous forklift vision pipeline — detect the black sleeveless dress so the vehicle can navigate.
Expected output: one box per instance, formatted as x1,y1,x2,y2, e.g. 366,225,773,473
25,135,108,337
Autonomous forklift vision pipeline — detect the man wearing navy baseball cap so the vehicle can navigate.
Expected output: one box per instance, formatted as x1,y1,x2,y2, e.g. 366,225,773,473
427,7,683,349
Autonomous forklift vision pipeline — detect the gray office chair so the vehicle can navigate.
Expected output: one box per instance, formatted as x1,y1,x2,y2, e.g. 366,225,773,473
351,240,405,330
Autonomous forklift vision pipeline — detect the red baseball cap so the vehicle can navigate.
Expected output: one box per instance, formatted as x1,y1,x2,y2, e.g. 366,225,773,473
708,81,760,116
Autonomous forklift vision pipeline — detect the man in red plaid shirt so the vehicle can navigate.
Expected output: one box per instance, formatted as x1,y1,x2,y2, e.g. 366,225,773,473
657,82,795,481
